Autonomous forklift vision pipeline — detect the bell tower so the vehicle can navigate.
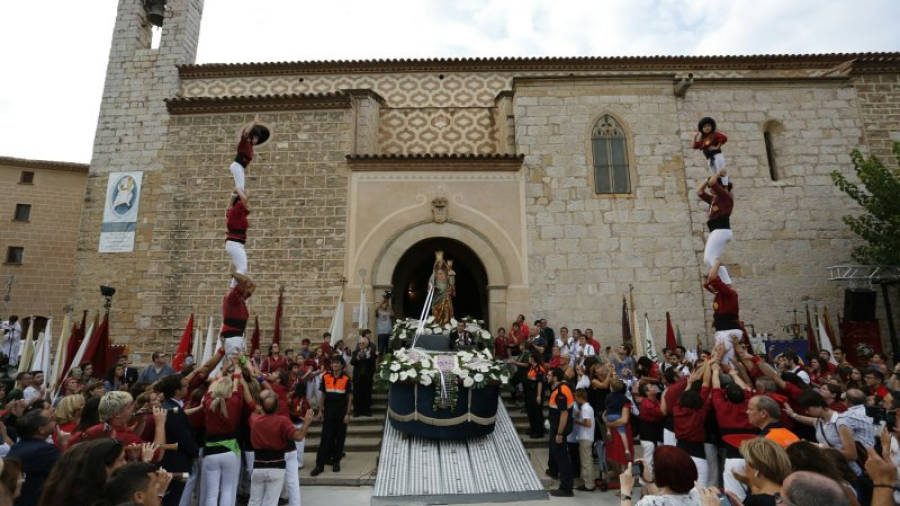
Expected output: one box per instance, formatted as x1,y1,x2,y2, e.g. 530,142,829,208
69,0,205,353
88,0,204,174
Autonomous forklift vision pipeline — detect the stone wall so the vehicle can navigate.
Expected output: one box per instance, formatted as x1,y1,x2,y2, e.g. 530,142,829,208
854,73,900,161
515,76,888,348
0,160,87,318
71,109,351,360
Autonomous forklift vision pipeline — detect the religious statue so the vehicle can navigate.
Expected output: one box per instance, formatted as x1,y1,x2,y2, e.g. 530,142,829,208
428,251,455,326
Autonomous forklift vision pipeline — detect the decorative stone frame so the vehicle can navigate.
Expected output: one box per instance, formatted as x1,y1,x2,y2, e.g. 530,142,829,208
585,111,638,198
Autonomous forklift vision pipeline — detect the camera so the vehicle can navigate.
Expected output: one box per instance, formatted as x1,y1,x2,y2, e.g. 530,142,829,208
632,461,643,478
382,289,392,300
100,285,117,297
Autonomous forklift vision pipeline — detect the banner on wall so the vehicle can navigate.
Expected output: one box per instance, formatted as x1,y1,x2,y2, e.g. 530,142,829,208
99,171,143,253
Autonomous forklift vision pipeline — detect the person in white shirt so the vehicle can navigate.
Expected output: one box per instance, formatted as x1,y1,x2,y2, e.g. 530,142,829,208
0,316,22,366
22,371,45,402
573,389,595,491
574,335,595,368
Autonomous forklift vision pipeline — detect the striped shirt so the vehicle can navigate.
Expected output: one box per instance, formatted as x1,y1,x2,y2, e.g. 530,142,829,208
837,405,876,448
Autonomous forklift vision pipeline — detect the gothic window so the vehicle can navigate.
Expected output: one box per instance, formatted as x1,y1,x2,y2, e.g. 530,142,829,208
591,115,631,194
763,120,783,181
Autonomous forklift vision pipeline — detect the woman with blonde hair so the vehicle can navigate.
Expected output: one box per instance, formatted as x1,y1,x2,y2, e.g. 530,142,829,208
54,394,85,434
199,362,254,506
731,437,793,506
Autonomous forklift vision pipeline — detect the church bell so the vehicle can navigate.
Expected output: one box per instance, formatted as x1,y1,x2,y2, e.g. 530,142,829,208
143,0,167,27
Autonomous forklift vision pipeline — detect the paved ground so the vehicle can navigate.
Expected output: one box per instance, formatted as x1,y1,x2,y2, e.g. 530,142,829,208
303,485,626,505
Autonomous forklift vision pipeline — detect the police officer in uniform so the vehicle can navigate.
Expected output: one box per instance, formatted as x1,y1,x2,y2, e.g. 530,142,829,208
310,355,353,476
546,368,575,497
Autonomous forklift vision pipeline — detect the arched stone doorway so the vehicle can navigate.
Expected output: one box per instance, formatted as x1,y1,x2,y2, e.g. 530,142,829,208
390,238,489,326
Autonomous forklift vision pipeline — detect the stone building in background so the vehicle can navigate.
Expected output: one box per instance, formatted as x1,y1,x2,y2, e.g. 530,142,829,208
0,156,88,320
69,0,900,362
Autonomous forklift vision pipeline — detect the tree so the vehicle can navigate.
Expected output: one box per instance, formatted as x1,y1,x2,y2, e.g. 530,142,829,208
831,142,900,266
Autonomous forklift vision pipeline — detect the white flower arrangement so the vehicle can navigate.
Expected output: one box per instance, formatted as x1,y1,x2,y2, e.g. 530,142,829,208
390,316,493,348
378,347,508,390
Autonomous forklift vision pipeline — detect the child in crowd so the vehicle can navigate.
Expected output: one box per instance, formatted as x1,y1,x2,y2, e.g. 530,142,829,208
604,379,631,459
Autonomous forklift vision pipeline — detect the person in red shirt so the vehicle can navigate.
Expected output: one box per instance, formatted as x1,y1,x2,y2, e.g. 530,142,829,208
199,364,255,506
228,122,269,195
247,390,313,506
494,327,509,359
692,116,729,184
704,262,740,366
637,383,665,473
697,168,735,289
511,315,529,345
225,191,250,288
97,391,166,462
584,328,601,355
864,370,892,405
221,272,254,358
289,381,312,469
263,369,291,418
260,343,287,373
672,359,713,487
711,363,756,501
318,332,334,357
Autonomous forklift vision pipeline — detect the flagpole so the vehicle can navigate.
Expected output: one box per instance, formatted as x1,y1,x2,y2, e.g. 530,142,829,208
628,284,638,349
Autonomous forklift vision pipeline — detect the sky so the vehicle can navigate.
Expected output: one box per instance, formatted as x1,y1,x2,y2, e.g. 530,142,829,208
1,0,898,164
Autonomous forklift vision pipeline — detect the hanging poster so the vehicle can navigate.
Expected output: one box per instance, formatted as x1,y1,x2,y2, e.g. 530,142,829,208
98,171,143,253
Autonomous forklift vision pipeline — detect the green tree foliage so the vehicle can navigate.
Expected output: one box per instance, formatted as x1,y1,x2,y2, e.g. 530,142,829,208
831,142,900,265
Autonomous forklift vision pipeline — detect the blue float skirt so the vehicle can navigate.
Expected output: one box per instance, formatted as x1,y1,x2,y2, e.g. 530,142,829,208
388,382,499,440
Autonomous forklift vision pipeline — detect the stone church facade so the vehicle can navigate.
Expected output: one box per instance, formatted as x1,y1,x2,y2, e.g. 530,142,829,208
69,0,900,360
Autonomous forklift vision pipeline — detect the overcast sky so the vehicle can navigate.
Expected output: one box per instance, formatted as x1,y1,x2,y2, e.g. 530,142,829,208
2,0,898,164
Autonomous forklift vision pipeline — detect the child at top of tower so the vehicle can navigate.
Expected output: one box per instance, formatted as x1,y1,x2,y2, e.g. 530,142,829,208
229,121,270,194
692,117,728,185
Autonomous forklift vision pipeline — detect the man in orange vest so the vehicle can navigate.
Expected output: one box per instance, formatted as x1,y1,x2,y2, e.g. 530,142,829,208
746,395,799,447
310,355,353,476
545,368,575,497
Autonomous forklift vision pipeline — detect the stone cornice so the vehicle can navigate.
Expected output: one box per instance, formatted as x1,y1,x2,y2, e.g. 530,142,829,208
164,92,352,114
0,156,89,174
346,153,524,171
178,52,900,79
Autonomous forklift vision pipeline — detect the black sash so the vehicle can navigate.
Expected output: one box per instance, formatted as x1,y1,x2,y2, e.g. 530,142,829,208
707,215,731,232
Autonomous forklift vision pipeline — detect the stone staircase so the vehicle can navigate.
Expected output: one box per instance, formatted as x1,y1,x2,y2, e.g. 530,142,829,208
501,387,551,449
303,391,388,454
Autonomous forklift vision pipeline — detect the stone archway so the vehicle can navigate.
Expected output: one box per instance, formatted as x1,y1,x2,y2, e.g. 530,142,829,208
390,237,489,326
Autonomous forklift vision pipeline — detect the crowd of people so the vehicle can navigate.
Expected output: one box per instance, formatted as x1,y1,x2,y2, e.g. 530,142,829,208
492,314,900,505
0,314,380,506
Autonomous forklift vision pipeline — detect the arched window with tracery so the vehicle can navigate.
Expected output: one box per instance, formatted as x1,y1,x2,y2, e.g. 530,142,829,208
591,114,631,194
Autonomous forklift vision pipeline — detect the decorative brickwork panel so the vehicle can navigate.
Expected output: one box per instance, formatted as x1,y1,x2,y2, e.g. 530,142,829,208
853,73,900,161
378,108,498,154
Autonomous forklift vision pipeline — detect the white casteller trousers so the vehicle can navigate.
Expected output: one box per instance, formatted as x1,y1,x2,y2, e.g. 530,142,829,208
226,240,248,289
723,458,747,502
279,450,301,505
640,440,656,474
248,468,285,506
692,456,710,488
703,228,733,285
704,442,720,488
229,161,246,193
715,330,742,367
707,153,728,186
662,429,677,446
200,451,241,506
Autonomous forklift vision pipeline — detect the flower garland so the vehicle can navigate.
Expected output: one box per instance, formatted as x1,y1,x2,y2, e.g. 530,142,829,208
389,316,493,347
378,347,510,390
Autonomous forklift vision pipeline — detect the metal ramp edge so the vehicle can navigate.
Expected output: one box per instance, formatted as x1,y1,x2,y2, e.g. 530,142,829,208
372,399,548,505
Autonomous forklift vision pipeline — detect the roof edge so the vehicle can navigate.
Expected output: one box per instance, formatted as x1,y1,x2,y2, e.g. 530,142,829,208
346,153,524,171
177,52,900,79
165,92,353,115
0,156,89,173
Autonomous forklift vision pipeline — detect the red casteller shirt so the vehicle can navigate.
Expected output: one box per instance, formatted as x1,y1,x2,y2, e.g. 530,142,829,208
225,199,249,243
261,355,288,373
220,286,250,337
638,397,665,423
705,277,740,331
693,131,728,151
235,134,254,167
698,178,733,221
249,413,297,450
711,387,754,430
203,387,252,437
270,382,290,416
673,386,712,443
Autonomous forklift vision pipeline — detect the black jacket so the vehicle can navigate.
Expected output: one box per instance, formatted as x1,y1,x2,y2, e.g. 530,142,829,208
159,398,200,473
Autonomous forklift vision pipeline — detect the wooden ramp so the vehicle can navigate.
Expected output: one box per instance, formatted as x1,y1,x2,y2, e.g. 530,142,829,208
371,401,548,505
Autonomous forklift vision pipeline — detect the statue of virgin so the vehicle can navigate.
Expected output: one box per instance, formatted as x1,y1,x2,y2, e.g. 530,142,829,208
428,251,455,326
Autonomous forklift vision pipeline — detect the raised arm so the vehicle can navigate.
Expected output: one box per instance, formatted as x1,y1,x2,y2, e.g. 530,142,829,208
756,359,786,390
